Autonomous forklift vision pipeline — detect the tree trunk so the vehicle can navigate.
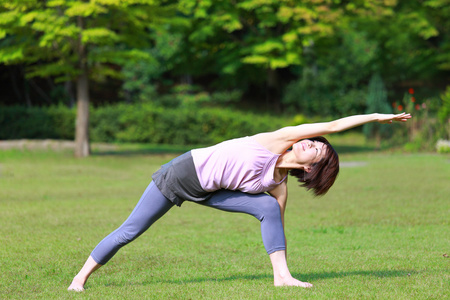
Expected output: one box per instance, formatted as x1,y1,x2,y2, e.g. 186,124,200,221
75,71,90,157
74,16,90,158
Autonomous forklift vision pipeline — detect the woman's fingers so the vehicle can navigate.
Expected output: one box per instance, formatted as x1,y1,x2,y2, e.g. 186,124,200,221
378,113,411,124
394,113,412,122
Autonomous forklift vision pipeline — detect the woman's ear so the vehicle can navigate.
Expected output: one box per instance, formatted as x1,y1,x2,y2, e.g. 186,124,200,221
304,165,312,173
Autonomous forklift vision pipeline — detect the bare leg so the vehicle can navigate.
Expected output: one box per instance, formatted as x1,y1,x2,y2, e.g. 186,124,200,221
68,256,102,291
269,250,313,287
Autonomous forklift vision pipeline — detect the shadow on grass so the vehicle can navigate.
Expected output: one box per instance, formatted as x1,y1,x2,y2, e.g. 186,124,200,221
297,269,418,280
102,269,418,287
160,269,417,284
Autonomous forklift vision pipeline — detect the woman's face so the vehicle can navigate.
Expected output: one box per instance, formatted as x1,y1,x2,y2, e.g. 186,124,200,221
292,139,327,167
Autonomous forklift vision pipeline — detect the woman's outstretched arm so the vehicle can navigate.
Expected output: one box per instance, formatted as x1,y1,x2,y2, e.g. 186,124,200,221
254,113,411,153
281,113,411,141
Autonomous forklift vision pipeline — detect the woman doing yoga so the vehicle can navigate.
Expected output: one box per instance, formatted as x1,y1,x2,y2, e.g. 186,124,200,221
68,112,411,291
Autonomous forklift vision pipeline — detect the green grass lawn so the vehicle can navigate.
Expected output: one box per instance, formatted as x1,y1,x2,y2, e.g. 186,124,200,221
0,143,449,299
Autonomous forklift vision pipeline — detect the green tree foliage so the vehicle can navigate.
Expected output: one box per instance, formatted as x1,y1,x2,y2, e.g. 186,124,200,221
424,0,450,71
176,0,346,102
1,0,449,149
0,0,176,156
437,86,450,139
175,0,410,110
283,0,450,117
121,31,182,103
283,29,378,117
0,0,174,79
349,0,449,83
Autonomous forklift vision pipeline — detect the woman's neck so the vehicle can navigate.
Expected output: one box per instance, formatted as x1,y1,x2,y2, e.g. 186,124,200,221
276,151,307,170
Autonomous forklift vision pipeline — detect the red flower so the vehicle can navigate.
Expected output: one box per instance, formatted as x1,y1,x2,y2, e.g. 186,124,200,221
415,104,420,110
411,97,416,103
398,105,403,111
409,88,414,94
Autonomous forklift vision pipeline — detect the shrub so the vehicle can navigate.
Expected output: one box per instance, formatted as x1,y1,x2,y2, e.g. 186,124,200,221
90,105,124,143
47,105,76,139
390,88,446,152
114,104,289,145
436,139,450,154
0,103,292,146
0,105,75,140
437,86,450,140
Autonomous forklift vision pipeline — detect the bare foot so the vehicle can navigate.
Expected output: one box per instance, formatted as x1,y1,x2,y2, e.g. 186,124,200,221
274,276,313,288
67,277,85,292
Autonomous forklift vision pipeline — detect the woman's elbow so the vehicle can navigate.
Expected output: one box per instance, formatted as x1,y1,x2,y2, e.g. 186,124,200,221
325,121,340,134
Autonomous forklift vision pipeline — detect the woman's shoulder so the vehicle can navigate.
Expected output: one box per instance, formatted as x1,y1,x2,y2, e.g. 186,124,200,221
251,130,294,154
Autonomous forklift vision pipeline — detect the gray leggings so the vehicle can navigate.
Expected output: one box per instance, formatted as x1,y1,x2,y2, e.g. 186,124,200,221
91,182,286,265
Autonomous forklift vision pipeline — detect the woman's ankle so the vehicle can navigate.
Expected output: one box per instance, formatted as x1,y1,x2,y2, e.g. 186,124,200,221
68,276,86,291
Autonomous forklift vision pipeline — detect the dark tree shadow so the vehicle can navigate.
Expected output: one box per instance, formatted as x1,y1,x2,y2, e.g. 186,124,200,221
92,146,191,156
92,144,379,157
331,145,378,154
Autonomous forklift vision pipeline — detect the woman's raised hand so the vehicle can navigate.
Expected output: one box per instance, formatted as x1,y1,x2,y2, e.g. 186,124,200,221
377,112,412,124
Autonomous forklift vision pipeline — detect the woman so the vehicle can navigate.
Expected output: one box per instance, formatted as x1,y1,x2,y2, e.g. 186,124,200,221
68,112,411,291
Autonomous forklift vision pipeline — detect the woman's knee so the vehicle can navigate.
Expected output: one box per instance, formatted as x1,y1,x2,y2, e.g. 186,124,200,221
113,226,144,246
258,195,282,220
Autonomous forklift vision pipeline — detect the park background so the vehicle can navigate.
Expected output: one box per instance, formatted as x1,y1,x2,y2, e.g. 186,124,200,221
0,0,450,154
0,0,449,299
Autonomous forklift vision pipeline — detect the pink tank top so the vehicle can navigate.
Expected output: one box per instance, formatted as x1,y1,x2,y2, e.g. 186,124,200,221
191,136,287,193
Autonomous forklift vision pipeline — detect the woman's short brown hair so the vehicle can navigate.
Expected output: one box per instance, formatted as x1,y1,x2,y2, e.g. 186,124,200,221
289,136,339,196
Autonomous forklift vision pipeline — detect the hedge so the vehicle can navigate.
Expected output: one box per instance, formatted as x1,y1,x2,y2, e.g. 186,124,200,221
0,104,292,146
